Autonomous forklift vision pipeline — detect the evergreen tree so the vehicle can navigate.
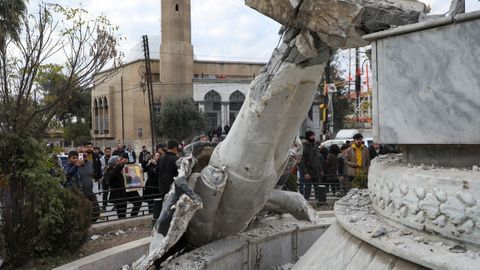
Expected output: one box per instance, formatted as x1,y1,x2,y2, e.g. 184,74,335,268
158,97,207,142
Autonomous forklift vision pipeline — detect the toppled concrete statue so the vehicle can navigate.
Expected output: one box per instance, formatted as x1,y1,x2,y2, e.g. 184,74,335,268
134,1,427,268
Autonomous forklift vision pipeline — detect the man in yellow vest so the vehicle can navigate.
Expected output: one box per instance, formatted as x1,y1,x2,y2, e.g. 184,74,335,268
345,133,370,185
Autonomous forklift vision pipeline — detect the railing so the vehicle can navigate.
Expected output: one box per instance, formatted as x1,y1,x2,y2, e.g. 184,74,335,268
87,174,352,224
90,186,161,224
297,174,351,202
0,175,349,225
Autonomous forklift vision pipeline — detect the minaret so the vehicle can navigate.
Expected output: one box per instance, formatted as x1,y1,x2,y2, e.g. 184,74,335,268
159,0,194,99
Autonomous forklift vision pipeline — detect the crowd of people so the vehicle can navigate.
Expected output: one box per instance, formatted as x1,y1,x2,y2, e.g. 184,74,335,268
61,141,182,222
297,130,388,200
207,125,230,142
59,128,388,222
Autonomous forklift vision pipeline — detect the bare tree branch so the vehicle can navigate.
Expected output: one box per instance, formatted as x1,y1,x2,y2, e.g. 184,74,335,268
0,2,122,136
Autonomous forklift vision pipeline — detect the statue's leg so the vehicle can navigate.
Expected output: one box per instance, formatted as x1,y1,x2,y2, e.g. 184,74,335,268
264,189,321,222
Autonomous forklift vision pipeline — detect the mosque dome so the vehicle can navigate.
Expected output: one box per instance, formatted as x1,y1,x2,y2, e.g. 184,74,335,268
124,34,161,63
123,34,197,64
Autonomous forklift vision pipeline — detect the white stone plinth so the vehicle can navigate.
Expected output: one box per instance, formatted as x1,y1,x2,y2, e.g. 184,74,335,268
369,154,480,247
369,12,480,144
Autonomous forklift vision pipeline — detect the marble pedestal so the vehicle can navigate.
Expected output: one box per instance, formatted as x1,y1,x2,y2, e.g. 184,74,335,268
295,9,480,270
295,159,480,270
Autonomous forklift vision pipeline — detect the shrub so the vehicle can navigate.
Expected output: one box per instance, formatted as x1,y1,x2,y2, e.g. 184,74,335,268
351,171,368,189
0,133,91,267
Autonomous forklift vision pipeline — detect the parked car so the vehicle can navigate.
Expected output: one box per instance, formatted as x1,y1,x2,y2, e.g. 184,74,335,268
334,129,361,140
321,136,373,149
57,153,68,169
320,139,346,149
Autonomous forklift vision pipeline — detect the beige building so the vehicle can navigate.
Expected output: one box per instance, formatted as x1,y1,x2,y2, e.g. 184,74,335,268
91,0,265,149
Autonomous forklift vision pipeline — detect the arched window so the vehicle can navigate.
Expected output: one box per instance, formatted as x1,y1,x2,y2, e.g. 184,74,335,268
175,4,179,12
93,99,99,134
229,90,245,125
205,90,221,102
103,97,109,134
204,90,221,130
99,98,104,133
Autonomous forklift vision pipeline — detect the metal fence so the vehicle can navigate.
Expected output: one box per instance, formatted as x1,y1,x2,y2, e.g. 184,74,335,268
88,175,349,224
297,174,350,202
91,187,161,224
89,185,343,224
0,175,348,225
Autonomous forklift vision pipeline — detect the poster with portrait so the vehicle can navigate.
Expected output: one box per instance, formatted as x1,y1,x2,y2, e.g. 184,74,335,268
122,164,144,192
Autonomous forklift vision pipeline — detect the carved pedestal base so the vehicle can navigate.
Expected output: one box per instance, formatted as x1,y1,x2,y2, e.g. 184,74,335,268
295,187,480,270
369,154,480,247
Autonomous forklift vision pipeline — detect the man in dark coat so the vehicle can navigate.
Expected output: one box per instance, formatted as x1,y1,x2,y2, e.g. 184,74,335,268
63,150,100,222
112,143,126,157
223,124,231,135
368,142,387,160
156,140,179,208
84,142,102,183
143,152,160,213
104,154,142,218
298,131,324,201
139,145,151,170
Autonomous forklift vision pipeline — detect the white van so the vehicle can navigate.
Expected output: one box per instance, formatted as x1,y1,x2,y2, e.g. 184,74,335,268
335,129,360,140
320,139,346,149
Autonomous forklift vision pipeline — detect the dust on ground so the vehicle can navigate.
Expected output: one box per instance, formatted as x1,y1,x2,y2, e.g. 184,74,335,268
18,224,152,270
17,200,336,269
310,199,336,211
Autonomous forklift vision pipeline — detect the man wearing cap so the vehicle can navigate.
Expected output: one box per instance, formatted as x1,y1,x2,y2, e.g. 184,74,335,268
298,131,324,201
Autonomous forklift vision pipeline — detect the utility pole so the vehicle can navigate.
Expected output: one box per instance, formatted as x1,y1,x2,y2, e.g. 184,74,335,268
323,60,331,138
142,35,156,153
348,49,352,95
355,48,361,124
121,76,125,142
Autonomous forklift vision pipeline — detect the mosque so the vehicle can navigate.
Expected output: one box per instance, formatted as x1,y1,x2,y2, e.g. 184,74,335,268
91,0,266,148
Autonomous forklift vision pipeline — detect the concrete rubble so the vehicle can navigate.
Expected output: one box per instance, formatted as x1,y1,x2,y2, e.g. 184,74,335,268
245,0,427,48
331,189,480,270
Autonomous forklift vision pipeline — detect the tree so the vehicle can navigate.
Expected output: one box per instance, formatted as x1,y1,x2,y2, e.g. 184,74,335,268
36,65,93,145
0,0,28,46
0,2,121,266
332,91,352,131
158,97,207,142
318,58,354,133
0,3,121,135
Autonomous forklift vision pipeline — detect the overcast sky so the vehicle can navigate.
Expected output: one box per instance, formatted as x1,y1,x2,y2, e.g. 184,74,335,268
39,0,480,63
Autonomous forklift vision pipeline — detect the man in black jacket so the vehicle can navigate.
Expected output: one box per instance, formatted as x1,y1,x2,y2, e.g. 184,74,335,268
298,131,324,201
139,145,151,170
84,142,102,183
156,140,179,208
63,150,100,222
368,142,387,160
104,154,142,218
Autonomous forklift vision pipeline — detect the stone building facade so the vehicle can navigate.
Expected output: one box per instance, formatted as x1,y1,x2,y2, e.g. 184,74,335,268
91,0,265,149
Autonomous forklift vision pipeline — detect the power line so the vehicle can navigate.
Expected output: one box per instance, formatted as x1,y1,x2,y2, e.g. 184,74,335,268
223,0,273,24
123,48,270,61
